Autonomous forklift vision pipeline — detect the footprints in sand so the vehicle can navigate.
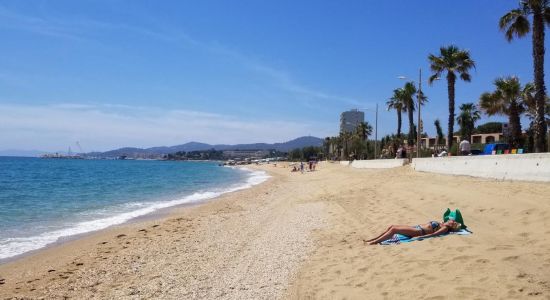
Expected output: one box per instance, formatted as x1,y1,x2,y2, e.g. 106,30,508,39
476,258,490,264
503,255,520,261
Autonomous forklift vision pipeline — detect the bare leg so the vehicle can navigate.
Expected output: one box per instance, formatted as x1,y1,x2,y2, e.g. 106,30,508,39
363,226,392,243
368,225,421,245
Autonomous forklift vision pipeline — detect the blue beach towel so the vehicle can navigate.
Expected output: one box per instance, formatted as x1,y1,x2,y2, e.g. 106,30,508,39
380,229,472,245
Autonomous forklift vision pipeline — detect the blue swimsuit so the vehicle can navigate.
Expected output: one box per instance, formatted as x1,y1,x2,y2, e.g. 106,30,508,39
414,221,440,235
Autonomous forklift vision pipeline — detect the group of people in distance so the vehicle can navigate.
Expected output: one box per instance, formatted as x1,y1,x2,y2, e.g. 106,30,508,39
290,160,317,173
397,138,472,159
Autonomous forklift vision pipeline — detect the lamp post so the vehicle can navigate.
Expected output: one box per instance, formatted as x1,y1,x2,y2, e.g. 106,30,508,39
375,103,378,159
398,69,437,158
417,69,422,158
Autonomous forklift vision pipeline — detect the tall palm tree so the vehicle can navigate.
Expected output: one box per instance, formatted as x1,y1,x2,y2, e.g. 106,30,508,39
456,103,481,142
356,121,373,141
500,0,550,152
387,89,406,137
479,76,527,148
323,137,331,159
523,82,550,124
339,131,353,160
522,83,550,151
428,45,476,151
401,82,417,146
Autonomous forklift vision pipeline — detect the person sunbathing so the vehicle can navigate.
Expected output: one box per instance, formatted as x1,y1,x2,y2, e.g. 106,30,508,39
364,219,461,245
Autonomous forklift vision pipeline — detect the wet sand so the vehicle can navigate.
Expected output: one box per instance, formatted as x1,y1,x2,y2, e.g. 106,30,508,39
1,162,549,299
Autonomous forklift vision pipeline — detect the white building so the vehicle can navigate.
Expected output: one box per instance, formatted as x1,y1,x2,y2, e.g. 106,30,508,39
340,109,364,133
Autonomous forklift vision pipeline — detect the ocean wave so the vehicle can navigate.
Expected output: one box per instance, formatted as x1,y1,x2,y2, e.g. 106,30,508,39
0,168,269,261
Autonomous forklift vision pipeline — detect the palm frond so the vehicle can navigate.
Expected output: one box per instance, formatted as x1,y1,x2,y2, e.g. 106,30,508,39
544,6,550,24
500,9,530,41
460,73,472,82
479,92,504,116
427,74,438,85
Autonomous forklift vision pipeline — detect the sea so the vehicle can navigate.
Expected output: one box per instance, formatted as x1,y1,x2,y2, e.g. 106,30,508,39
0,157,269,261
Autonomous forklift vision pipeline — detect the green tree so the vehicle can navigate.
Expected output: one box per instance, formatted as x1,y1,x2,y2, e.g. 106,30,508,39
479,76,527,148
302,146,321,160
434,119,445,145
356,121,373,141
323,137,331,159
428,45,476,151
474,122,503,134
522,82,550,124
500,0,550,152
386,89,406,137
456,103,481,141
339,131,353,160
401,82,417,146
289,148,303,161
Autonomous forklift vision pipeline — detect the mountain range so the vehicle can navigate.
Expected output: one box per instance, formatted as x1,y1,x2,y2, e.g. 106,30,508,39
85,136,324,158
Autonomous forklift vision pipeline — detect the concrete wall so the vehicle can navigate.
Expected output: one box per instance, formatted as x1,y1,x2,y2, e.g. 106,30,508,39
339,161,350,166
351,159,409,169
412,153,550,182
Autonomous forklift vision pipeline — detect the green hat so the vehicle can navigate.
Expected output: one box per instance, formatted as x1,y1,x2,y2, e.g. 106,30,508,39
443,208,466,229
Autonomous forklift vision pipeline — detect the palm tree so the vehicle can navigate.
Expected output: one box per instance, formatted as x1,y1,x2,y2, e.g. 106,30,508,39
500,0,550,152
323,137,331,159
479,76,527,148
434,119,445,145
523,82,550,123
456,103,481,142
401,82,417,146
428,45,476,151
522,83,550,151
387,89,406,137
331,136,343,160
339,131,353,160
356,121,373,141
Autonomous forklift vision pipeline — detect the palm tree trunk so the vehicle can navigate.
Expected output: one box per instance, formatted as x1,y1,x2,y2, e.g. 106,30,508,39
407,101,415,146
533,10,548,152
447,74,456,151
509,100,523,148
397,109,402,137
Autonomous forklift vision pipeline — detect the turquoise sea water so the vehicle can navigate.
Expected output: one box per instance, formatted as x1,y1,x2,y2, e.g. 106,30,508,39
0,157,268,260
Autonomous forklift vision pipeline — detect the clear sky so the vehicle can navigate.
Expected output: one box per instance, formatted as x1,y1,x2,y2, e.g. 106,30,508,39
0,0,547,152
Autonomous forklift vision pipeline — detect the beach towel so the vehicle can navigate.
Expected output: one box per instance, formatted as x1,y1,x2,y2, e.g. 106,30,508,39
380,229,472,245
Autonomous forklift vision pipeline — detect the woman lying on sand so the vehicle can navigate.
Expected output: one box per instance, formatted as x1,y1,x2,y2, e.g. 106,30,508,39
365,219,461,245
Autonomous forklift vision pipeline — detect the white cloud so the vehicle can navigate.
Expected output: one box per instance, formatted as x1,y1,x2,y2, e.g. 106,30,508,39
0,103,333,152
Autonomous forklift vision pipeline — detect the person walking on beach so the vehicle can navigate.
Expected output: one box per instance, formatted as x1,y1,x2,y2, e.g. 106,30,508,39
300,161,304,173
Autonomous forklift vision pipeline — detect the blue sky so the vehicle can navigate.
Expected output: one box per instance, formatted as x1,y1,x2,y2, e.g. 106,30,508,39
0,0,546,151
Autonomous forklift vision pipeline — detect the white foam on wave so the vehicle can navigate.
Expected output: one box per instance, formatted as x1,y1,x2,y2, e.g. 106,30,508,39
0,168,270,260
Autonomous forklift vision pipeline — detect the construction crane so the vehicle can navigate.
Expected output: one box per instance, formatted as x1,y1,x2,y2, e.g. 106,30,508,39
76,141,84,154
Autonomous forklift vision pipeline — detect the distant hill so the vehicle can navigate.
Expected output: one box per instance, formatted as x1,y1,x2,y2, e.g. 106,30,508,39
89,136,323,158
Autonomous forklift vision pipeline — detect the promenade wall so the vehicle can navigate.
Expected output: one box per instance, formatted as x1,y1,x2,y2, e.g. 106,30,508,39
411,153,550,182
350,159,408,169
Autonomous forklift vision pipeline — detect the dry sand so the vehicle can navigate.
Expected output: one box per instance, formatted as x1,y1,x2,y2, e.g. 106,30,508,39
1,162,549,299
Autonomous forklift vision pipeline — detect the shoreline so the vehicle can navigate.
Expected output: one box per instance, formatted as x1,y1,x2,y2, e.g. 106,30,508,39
1,162,549,299
0,165,269,264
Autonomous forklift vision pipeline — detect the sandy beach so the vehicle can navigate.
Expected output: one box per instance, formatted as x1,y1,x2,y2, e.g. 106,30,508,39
1,162,550,299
